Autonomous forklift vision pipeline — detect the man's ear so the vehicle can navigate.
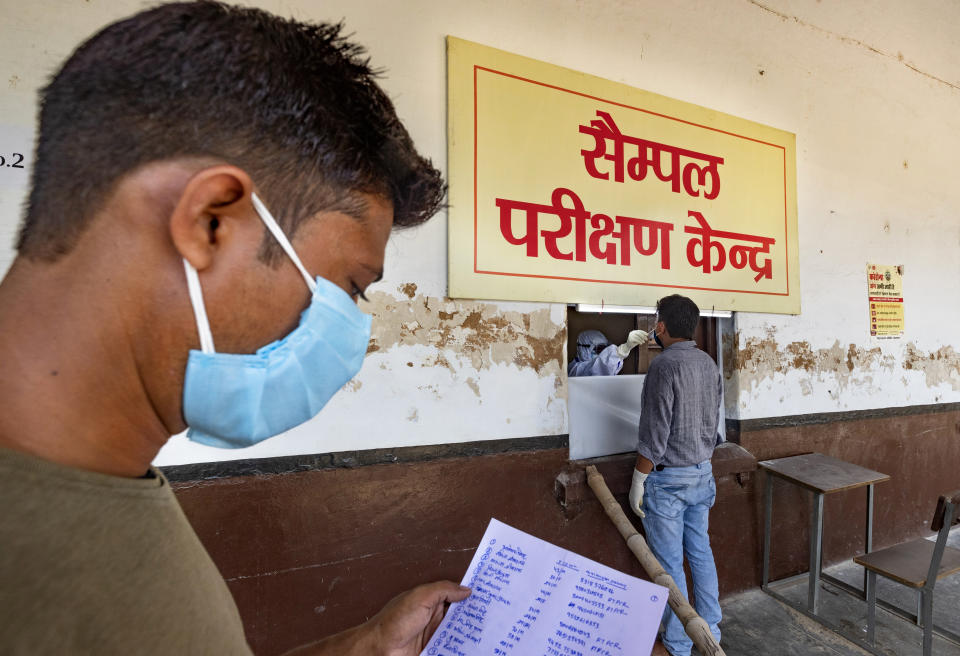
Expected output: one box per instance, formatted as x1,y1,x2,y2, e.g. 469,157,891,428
169,166,255,271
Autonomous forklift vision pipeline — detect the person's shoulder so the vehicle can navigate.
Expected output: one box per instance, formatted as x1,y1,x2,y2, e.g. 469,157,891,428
690,346,721,378
688,344,716,361
658,342,691,360
647,348,680,375
656,342,716,369
679,343,716,365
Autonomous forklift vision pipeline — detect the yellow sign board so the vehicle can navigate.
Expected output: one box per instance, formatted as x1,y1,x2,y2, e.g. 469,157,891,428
447,37,800,314
867,264,904,339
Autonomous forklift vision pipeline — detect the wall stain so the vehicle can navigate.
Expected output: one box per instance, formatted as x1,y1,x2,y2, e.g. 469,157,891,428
466,378,481,398
726,328,960,395
361,290,566,379
417,384,442,399
398,283,418,299
904,344,960,390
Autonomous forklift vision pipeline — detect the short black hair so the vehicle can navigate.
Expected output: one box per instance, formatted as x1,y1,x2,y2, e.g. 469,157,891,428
17,1,445,262
656,294,699,340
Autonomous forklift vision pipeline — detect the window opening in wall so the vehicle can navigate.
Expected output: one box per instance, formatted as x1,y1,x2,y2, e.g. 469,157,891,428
566,304,724,461
567,306,719,374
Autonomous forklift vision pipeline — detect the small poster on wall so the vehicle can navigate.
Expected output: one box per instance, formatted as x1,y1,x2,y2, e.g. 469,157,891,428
867,263,904,339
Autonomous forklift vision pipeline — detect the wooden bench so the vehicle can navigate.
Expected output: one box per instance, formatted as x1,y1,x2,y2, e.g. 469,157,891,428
854,490,960,655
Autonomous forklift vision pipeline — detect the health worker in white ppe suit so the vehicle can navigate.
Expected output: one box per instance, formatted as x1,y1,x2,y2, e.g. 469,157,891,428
568,329,649,377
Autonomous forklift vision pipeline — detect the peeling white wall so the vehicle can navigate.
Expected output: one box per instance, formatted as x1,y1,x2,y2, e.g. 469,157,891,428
713,2,960,419
1,0,958,464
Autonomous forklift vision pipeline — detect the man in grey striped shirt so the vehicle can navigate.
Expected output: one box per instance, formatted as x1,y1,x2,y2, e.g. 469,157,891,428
628,295,723,656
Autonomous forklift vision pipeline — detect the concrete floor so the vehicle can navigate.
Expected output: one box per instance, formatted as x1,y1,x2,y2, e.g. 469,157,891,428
718,527,960,656
655,527,960,656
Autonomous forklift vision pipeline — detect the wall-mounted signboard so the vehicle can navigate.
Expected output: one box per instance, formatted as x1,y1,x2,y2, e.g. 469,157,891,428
447,37,800,314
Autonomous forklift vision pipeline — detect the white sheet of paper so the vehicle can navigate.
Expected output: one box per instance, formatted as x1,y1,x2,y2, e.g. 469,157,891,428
420,518,667,656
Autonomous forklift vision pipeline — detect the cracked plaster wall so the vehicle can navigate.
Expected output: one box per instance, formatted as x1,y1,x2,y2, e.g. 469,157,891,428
1,1,958,463
724,327,960,418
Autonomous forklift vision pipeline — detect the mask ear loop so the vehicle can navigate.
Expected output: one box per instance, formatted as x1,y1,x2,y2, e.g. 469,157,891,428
251,193,318,294
183,260,216,354
182,194,315,356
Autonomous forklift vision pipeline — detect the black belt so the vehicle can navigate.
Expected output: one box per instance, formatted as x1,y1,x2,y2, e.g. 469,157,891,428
655,462,709,471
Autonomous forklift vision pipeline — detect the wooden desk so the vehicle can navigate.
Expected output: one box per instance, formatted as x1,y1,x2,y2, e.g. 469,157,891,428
759,453,890,615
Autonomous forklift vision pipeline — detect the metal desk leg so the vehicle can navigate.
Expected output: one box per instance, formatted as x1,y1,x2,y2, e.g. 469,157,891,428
864,483,874,593
763,474,773,587
809,491,824,613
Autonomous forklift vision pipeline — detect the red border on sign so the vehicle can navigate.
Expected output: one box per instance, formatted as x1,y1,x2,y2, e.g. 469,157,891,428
471,65,791,297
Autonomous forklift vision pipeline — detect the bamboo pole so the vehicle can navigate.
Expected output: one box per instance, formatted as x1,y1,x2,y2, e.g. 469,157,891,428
586,465,726,656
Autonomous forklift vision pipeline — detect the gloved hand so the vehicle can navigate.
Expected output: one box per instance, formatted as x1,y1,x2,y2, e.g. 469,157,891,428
629,468,648,518
617,329,649,358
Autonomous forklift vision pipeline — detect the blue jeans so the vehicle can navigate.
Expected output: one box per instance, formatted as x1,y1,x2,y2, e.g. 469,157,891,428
641,461,721,656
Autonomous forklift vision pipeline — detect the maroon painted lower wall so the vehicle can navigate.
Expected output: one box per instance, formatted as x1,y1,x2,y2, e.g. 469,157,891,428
170,406,960,655
734,408,960,583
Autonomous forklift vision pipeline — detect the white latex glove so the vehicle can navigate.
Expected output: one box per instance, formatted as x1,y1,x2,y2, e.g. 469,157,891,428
629,469,648,518
617,329,649,358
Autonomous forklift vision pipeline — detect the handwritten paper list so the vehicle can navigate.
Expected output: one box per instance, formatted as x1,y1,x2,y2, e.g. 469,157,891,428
421,519,667,656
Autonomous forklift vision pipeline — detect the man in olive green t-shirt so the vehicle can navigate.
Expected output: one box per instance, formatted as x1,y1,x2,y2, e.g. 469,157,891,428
0,3,467,654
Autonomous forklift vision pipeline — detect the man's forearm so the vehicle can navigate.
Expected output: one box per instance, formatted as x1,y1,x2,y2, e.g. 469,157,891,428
635,454,654,473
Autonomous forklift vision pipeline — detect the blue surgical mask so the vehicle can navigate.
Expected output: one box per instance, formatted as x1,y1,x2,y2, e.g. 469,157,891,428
181,193,372,449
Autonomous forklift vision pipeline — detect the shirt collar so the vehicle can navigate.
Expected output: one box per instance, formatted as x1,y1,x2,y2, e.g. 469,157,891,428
666,340,698,350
